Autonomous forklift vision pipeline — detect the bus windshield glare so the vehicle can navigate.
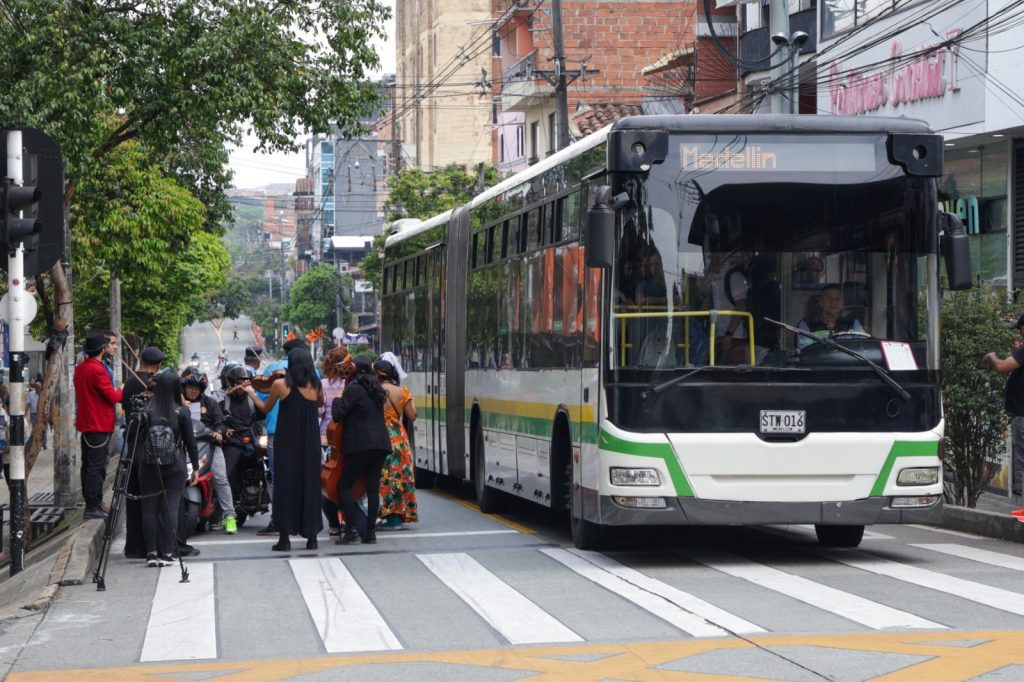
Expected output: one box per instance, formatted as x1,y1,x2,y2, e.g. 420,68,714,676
612,134,939,372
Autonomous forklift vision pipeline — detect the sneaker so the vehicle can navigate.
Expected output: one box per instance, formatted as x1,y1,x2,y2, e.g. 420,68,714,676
336,529,361,545
147,553,174,567
381,516,402,530
84,508,108,520
157,554,177,566
256,522,278,536
223,517,238,534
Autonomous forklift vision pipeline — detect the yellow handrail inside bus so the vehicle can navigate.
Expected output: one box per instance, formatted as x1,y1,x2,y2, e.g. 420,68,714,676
612,309,756,366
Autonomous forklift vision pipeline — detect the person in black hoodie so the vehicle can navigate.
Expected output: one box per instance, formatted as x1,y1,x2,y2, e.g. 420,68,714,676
120,346,165,559
331,355,391,545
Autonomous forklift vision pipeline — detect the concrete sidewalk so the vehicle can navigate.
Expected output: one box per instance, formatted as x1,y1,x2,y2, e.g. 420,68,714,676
943,490,1024,542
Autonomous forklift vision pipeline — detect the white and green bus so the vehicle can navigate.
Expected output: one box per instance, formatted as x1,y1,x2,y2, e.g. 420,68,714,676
380,115,971,549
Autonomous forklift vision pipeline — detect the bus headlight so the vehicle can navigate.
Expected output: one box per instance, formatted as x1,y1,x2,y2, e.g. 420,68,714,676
610,468,661,486
897,467,939,486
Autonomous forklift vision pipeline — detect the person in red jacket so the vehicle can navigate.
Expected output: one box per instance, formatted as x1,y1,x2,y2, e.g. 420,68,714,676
74,331,123,519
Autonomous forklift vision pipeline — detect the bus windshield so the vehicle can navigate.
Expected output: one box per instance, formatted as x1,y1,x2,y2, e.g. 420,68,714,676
612,134,939,372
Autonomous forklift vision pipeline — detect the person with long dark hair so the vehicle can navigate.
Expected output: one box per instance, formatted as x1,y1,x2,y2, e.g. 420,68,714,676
139,371,199,566
332,355,391,545
374,356,418,530
245,346,324,551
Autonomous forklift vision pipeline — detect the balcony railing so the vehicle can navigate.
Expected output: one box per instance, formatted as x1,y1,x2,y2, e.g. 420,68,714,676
503,50,538,85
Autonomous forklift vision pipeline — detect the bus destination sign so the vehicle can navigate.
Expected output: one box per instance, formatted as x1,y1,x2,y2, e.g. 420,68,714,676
679,141,877,173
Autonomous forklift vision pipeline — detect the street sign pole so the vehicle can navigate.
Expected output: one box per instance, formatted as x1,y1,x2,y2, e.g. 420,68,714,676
6,131,30,575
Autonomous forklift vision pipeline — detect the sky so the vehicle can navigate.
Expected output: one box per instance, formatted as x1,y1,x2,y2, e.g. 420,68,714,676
226,2,396,190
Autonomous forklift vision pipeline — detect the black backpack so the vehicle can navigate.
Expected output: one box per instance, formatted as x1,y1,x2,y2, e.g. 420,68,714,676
145,414,180,467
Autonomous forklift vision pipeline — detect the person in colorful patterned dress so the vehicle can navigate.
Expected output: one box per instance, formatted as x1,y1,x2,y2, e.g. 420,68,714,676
374,353,418,529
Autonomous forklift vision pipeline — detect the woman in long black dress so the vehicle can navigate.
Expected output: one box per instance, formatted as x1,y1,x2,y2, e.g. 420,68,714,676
245,347,324,551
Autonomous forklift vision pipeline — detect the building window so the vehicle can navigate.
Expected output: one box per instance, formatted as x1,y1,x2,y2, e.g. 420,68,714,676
941,142,1010,286
500,133,506,163
548,113,556,155
822,0,909,40
516,125,525,159
530,121,540,165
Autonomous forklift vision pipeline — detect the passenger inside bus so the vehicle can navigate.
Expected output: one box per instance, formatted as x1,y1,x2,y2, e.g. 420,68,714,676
704,251,750,365
797,284,865,349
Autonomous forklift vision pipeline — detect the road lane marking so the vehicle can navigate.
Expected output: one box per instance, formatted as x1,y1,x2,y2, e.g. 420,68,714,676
912,543,1024,572
289,558,402,653
432,489,537,535
189,529,520,547
679,548,942,630
140,562,216,662
820,548,1024,617
418,552,582,645
541,548,763,637
907,524,983,539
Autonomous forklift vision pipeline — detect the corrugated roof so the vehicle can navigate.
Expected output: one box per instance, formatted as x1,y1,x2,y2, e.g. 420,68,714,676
571,103,644,137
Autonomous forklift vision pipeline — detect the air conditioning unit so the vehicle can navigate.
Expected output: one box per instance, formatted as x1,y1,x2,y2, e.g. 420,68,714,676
339,262,350,273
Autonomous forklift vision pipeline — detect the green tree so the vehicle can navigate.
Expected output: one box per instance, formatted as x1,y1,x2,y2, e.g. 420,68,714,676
0,0,389,475
72,143,227,363
941,287,1017,507
286,263,353,333
361,164,501,293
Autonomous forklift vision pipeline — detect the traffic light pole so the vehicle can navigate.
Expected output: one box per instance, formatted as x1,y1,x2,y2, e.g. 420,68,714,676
6,130,28,575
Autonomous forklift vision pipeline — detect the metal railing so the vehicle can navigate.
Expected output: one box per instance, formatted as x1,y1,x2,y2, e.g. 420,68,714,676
613,309,756,367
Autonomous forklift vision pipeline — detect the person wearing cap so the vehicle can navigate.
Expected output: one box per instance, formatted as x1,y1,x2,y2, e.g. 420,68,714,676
74,330,125,519
984,313,1024,516
119,346,165,557
244,346,263,374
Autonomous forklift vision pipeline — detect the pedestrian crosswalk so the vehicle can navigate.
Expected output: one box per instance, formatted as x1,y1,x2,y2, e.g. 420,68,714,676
135,540,1024,663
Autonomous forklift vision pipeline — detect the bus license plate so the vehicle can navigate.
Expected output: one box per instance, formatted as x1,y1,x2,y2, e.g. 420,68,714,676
760,410,806,434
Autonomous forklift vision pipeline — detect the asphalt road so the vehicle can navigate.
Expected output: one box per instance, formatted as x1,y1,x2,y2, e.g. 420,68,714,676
180,316,262,377
3,483,1024,680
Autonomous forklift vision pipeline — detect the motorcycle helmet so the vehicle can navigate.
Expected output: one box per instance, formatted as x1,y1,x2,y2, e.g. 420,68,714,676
181,366,209,393
222,364,250,390
219,362,242,390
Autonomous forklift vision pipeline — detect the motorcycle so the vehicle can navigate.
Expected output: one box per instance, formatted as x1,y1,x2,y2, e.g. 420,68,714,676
179,419,217,538
223,413,271,526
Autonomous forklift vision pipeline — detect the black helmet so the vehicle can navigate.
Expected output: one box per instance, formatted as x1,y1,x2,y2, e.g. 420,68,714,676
221,363,250,390
181,366,209,393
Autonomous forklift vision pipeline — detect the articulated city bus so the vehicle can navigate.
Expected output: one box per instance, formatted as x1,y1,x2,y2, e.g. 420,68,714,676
380,115,971,549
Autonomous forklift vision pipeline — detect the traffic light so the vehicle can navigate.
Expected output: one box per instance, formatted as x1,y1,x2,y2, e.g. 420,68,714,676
1,178,41,255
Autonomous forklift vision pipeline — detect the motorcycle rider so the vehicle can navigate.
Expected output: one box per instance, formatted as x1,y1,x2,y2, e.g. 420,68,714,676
181,366,237,534
221,364,266,510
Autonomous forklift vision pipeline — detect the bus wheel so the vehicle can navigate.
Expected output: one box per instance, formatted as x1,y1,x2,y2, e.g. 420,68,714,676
567,459,608,550
814,524,864,548
474,426,508,513
415,467,436,490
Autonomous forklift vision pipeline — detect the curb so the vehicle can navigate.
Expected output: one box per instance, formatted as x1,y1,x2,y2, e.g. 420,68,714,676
58,517,105,586
942,505,1024,542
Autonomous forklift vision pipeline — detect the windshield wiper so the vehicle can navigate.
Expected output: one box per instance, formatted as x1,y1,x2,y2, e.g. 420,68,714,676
762,317,911,402
646,365,710,397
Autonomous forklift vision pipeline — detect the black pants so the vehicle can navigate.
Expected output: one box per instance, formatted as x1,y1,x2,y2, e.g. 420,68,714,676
138,461,186,556
80,432,111,509
337,449,388,535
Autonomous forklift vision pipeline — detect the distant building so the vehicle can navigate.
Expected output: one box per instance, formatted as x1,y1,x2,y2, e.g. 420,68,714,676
395,0,493,171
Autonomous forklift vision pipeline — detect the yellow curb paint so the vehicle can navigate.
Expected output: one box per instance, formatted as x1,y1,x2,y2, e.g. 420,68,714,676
432,489,537,535
12,631,1024,681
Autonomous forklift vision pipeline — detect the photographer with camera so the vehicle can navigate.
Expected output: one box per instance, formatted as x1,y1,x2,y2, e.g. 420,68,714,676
139,371,200,567
119,346,166,558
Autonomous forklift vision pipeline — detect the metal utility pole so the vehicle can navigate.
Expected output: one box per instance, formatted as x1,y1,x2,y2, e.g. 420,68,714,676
4,130,39,575
551,0,570,151
768,0,792,115
109,277,121,385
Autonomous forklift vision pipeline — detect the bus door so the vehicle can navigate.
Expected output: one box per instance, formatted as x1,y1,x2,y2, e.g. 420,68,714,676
420,244,444,475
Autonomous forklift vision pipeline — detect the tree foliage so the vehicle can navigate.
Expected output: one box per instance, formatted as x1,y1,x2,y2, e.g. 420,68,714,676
72,143,228,362
286,263,353,333
941,287,1017,507
361,164,500,293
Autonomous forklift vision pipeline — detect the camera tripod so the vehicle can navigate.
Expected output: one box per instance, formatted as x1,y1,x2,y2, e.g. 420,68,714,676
93,401,189,590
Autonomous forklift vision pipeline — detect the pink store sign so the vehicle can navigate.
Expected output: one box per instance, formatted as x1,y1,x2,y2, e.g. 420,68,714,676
829,30,964,116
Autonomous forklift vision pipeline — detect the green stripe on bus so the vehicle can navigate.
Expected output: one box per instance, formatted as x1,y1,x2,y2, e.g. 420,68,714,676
870,440,940,496
417,406,600,444
598,429,693,497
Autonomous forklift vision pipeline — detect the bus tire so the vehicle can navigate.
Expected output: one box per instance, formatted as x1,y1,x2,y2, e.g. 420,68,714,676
567,459,608,550
814,524,864,548
415,467,436,490
474,426,509,513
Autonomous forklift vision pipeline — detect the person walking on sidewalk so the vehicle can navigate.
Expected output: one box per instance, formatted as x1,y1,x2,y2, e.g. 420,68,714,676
74,331,123,519
983,312,1024,518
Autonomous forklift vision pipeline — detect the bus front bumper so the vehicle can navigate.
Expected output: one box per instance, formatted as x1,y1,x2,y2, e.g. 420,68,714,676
595,493,943,526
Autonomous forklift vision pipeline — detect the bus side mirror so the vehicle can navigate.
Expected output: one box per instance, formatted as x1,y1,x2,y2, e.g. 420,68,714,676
585,202,615,269
940,212,972,290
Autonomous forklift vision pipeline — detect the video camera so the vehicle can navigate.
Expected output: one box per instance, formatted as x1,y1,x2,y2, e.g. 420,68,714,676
128,392,150,415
